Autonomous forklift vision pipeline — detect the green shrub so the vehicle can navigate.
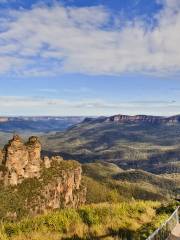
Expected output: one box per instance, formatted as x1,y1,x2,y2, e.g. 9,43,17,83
0,201,168,240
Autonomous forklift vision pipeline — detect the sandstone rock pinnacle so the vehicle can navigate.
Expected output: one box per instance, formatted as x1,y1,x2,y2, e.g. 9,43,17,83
0,135,86,217
0,135,42,185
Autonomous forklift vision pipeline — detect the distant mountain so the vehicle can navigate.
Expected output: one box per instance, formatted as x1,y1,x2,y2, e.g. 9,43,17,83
0,116,84,133
84,114,180,124
41,114,180,174
1,114,180,134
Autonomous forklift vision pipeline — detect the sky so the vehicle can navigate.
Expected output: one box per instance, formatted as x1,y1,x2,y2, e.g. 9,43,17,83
0,0,180,116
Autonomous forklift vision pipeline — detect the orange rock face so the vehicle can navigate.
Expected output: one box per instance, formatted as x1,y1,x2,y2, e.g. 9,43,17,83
1,135,41,185
0,135,86,215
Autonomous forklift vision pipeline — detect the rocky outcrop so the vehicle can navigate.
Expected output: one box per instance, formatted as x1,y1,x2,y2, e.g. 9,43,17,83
1,135,42,185
29,163,86,215
82,115,180,125
0,135,86,217
25,136,41,178
105,114,180,124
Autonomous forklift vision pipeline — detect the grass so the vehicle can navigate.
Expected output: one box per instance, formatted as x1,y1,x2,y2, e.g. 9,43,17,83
82,162,122,181
0,200,176,240
82,176,124,204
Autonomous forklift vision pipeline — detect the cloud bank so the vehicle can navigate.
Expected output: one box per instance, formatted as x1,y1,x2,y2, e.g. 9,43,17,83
0,96,179,116
0,0,180,76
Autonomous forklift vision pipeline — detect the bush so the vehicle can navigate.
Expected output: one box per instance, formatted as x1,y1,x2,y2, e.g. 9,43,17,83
0,201,170,240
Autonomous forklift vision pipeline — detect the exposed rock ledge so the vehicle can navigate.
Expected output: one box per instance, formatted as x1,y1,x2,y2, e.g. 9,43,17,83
0,135,86,218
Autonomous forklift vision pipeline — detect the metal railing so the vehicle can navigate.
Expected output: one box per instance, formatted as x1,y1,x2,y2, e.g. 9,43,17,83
146,207,179,240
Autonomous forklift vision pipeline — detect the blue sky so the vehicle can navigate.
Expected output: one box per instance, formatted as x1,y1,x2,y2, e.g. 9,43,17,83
0,0,180,116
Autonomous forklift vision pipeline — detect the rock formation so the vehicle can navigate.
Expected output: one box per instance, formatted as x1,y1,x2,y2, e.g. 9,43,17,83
82,114,180,125
105,114,180,124
0,135,42,185
0,135,86,218
30,163,86,214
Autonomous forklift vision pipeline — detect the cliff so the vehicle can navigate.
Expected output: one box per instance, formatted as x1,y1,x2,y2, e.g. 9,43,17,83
0,135,86,219
81,114,180,125
106,114,180,124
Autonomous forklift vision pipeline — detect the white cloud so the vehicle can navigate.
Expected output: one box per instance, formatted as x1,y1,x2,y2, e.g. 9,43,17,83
37,88,58,93
0,96,179,116
157,0,180,9
63,87,94,94
0,1,180,76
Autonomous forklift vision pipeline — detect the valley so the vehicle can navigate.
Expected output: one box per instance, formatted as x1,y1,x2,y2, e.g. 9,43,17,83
0,115,179,239
0,116,84,134
41,114,180,175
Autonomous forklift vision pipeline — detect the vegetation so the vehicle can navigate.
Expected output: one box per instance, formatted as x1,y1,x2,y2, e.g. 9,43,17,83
0,160,178,239
82,162,178,203
41,159,80,184
0,160,80,220
41,121,180,174
0,201,177,240
0,119,180,239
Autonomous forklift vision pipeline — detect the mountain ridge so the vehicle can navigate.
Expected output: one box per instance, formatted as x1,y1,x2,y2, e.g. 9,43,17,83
83,114,180,124
0,116,84,133
41,114,180,174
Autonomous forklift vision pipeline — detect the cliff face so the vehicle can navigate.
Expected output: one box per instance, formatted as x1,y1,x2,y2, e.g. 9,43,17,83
106,114,180,124
29,162,86,215
81,114,180,125
0,135,86,218
0,135,41,185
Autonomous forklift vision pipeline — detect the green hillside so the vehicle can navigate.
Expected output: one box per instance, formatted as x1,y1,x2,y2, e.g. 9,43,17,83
82,162,179,203
41,121,180,174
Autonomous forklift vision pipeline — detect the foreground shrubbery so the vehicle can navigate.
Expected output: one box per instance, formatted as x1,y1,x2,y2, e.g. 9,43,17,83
0,160,178,240
0,201,176,240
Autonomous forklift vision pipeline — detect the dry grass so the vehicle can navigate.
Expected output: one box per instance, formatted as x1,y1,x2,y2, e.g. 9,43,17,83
0,201,172,240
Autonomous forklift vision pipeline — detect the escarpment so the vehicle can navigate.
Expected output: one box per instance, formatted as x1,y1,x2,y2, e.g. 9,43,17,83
106,114,180,124
0,135,86,219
